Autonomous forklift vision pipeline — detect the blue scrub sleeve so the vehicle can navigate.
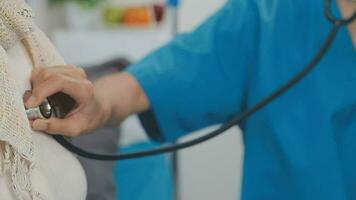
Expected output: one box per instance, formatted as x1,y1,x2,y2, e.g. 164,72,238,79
127,0,259,142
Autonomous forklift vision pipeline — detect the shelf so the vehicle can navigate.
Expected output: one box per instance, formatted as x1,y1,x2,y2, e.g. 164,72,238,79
53,27,171,66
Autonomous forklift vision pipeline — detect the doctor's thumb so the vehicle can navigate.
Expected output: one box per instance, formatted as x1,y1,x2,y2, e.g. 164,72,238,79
32,116,88,137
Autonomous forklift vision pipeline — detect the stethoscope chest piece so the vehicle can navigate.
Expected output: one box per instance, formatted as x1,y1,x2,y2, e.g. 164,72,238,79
26,99,52,120
25,92,77,120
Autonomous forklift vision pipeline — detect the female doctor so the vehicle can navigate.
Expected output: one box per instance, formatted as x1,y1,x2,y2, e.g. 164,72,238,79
25,0,355,199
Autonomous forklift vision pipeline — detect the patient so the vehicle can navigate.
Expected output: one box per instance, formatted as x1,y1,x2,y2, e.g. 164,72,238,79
0,0,86,199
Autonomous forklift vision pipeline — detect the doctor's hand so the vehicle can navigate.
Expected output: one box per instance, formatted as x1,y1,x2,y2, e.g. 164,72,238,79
25,65,149,136
25,65,106,136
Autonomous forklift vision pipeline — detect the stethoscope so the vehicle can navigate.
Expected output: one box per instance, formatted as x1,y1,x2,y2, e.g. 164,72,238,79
26,0,356,161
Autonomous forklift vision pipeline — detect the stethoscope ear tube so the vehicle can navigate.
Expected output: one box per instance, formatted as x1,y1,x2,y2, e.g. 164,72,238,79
324,0,356,25
53,0,356,161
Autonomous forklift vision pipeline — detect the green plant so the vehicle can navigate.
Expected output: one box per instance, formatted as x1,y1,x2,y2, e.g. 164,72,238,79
48,0,103,8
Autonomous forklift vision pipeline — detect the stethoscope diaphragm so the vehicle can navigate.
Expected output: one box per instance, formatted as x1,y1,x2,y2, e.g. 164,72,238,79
26,98,52,120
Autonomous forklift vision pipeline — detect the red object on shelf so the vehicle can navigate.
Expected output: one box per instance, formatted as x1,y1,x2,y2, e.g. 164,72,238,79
153,4,165,23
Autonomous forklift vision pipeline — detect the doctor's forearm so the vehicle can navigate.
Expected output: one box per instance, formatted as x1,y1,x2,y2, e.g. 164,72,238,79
94,72,150,126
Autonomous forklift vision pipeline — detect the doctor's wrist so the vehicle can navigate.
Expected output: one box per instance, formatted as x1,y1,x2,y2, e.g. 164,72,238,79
93,72,149,127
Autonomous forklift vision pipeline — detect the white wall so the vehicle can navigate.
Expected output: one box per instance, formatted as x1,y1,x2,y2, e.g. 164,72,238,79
178,0,225,32
27,0,67,33
176,2,243,200
178,127,242,200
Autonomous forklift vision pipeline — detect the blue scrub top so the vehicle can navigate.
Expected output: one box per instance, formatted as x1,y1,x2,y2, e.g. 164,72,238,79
128,0,356,199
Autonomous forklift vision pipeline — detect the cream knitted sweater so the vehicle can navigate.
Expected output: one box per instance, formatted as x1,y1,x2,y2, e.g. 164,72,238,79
0,0,87,199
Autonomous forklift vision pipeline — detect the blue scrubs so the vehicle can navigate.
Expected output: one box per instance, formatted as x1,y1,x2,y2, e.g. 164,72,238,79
128,0,356,199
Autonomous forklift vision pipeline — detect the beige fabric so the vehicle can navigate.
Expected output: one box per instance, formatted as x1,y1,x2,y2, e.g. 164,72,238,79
1,41,87,200
0,1,38,199
0,0,87,199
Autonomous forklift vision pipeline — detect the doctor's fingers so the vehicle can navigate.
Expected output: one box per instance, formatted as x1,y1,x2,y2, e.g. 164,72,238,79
26,74,94,108
31,65,87,87
32,115,90,136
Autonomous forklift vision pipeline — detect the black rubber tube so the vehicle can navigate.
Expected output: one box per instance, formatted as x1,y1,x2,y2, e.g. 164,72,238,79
53,0,355,161
53,24,341,161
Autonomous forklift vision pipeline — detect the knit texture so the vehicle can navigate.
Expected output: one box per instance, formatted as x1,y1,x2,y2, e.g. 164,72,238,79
0,0,66,199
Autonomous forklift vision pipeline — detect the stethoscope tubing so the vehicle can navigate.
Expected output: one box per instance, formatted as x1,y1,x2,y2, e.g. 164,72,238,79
53,0,356,161
324,0,356,25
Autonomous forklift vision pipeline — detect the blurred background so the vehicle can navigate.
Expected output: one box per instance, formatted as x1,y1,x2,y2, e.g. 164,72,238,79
25,0,243,199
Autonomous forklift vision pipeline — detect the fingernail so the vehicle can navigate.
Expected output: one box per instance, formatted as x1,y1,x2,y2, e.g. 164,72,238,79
33,120,48,131
25,96,36,107
23,91,32,101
